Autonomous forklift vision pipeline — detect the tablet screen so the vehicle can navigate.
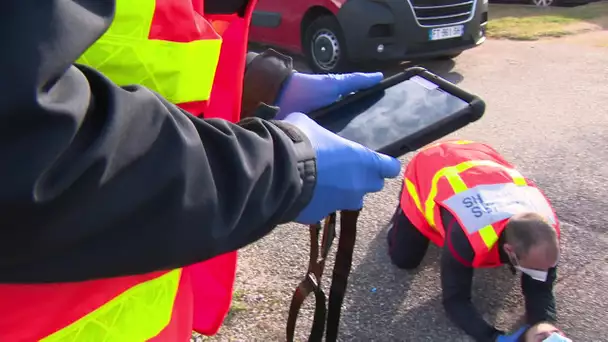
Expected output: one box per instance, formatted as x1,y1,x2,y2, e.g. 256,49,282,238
315,75,470,153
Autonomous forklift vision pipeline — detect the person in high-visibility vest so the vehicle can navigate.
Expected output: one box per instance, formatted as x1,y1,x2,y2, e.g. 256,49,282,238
387,140,560,342
0,0,401,341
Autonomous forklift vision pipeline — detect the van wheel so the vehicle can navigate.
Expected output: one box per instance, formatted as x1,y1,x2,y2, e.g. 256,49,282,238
303,15,351,74
531,0,556,6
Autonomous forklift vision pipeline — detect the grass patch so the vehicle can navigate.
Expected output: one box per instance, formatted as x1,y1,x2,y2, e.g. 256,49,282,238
487,2,608,40
227,289,248,316
190,290,250,341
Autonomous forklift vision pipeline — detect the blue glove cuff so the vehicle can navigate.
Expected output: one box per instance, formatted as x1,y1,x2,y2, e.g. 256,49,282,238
269,119,317,222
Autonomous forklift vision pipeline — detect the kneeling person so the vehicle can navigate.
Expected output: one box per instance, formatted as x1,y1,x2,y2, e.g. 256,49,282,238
387,140,560,342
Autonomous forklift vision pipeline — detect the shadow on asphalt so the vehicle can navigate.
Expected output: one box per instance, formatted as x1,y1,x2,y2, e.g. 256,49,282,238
340,217,521,340
365,58,465,86
248,44,465,85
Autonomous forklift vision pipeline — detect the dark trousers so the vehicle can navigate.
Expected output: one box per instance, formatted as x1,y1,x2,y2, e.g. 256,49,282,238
387,204,431,270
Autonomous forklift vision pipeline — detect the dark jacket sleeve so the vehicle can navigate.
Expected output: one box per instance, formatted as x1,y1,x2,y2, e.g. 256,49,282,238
441,210,504,342
0,0,315,283
522,266,557,325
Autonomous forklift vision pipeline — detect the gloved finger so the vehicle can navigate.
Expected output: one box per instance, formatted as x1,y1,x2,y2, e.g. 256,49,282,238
365,176,386,193
331,72,384,96
342,195,364,211
280,112,322,137
371,151,402,178
280,111,309,123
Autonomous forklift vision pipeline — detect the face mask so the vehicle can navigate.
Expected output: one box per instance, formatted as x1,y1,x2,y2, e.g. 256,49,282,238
507,251,550,282
515,266,548,282
542,332,572,342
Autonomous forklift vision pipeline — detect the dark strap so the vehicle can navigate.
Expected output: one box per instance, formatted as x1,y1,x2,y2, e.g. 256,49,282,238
286,210,360,342
325,210,359,341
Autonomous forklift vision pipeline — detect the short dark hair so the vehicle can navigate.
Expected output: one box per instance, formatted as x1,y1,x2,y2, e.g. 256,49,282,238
504,212,558,258
517,325,534,342
516,321,558,342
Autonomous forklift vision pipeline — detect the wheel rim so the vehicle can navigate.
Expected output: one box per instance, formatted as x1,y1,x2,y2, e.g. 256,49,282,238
532,0,553,6
311,29,340,71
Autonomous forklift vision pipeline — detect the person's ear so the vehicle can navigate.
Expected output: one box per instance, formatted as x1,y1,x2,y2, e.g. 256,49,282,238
503,243,514,255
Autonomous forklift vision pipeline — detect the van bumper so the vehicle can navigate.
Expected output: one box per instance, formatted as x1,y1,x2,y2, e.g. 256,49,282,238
336,0,488,62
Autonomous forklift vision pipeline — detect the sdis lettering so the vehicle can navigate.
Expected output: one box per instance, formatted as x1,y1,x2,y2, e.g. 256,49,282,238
461,194,496,218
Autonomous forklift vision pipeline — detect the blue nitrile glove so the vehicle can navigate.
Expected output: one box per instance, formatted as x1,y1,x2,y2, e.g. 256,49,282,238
274,72,384,120
282,112,401,224
496,326,529,342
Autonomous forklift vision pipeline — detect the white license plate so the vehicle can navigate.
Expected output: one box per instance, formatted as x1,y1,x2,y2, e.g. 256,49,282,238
429,25,464,41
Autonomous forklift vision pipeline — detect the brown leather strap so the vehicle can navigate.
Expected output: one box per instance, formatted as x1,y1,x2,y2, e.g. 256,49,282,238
325,210,359,341
286,210,359,342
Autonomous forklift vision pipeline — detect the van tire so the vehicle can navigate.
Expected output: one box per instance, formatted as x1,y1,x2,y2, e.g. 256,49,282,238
303,15,352,73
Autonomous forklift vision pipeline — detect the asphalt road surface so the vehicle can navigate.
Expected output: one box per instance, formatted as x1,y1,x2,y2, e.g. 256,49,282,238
204,33,608,342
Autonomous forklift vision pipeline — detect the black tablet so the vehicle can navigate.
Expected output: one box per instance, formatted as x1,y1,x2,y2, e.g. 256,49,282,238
309,67,486,158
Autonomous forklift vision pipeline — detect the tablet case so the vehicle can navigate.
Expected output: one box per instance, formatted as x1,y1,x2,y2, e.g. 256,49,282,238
309,67,486,157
